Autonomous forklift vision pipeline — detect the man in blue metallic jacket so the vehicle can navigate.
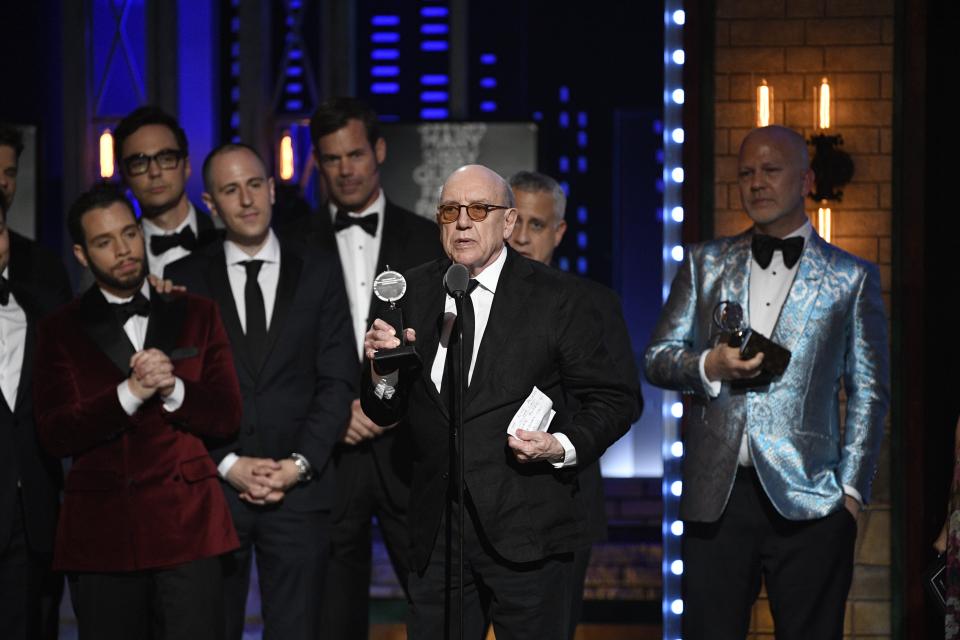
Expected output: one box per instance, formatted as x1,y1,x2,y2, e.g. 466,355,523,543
644,125,889,640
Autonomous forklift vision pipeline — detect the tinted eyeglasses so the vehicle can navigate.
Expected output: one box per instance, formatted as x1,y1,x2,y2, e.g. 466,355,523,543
436,202,510,224
123,149,186,176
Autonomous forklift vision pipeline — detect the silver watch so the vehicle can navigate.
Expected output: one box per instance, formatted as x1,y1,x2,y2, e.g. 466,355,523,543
290,453,313,483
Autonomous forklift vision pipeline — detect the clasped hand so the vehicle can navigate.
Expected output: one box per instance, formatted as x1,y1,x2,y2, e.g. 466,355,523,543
704,343,765,382
127,349,176,400
226,457,300,505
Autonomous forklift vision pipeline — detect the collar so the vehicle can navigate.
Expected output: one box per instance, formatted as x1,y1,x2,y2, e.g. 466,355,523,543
224,228,280,265
471,245,508,295
99,279,151,304
141,202,198,237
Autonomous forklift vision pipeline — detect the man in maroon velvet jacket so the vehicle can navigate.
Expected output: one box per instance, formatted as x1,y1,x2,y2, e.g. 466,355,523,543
33,183,242,640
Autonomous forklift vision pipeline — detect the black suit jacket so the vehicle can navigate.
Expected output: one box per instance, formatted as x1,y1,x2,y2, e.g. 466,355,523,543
165,240,357,511
362,248,639,569
283,201,443,509
0,282,63,554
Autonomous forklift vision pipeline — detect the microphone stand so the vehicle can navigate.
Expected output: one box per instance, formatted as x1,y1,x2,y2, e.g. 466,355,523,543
452,291,466,640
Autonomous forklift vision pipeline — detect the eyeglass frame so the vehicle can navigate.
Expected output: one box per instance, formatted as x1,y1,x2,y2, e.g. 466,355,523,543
122,149,186,177
436,202,511,224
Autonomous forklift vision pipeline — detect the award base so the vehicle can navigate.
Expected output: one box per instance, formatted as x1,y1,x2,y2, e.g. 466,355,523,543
723,329,792,390
373,344,422,376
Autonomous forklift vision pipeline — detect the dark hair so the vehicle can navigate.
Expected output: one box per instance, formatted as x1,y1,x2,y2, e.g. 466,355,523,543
0,124,25,159
67,182,135,247
113,106,189,168
309,97,381,150
508,170,567,222
202,142,267,192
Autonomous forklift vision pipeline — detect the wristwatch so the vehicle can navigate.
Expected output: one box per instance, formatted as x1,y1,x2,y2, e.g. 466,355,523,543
290,453,313,483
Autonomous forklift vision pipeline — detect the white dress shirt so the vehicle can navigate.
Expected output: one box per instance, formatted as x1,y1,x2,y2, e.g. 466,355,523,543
377,247,577,468
224,230,281,333
330,190,386,359
0,266,27,410
106,281,186,416
218,230,282,478
696,221,862,503
143,203,201,279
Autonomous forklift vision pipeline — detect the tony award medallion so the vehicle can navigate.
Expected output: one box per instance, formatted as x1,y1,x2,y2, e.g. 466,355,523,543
372,267,421,375
713,301,791,386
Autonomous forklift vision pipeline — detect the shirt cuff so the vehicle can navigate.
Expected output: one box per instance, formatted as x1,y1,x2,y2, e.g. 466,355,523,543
161,378,185,412
218,453,239,478
698,350,722,398
117,380,144,416
373,370,399,400
550,433,578,469
843,484,863,507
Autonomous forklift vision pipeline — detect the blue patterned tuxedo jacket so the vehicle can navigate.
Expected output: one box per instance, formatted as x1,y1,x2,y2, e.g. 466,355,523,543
644,229,889,522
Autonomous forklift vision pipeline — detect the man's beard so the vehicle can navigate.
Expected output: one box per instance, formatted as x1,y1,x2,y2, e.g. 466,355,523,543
86,251,147,293
140,186,185,219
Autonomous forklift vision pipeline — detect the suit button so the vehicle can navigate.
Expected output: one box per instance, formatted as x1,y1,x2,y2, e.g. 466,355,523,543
441,472,449,479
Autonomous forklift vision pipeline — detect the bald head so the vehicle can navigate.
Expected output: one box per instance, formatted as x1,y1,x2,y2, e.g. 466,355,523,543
437,164,517,276
740,125,809,168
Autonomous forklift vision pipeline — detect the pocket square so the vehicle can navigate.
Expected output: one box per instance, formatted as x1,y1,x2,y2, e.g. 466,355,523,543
169,346,199,361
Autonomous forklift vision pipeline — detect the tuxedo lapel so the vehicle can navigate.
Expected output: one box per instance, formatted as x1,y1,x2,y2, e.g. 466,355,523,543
464,250,532,410
204,249,256,377
414,261,448,417
11,283,39,410
79,286,136,375
144,287,187,356
720,232,752,320
259,247,302,374
771,232,828,351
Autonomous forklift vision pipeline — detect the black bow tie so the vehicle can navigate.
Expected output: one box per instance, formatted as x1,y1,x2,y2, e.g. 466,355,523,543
333,209,378,236
150,226,197,256
0,276,10,306
751,234,804,269
112,292,151,325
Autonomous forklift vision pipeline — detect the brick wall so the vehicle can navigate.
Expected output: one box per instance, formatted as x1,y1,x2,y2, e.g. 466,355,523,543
712,0,894,637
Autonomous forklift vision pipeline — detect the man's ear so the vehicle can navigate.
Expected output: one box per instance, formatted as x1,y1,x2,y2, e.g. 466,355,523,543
553,220,567,249
374,137,386,165
201,192,218,219
72,244,89,268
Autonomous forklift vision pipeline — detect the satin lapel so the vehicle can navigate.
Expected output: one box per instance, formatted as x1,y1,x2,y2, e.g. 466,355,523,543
720,232,753,318
259,248,302,375
144,287,187,356
79,286,136,376
415,261,448,418
204,253,256,377
771,231,828,351
464,250,533,411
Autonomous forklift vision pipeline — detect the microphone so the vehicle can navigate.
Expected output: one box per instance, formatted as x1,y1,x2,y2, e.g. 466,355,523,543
444,263,469,298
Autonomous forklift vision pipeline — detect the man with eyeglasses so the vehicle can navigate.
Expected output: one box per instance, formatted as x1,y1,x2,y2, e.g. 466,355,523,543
114,106,218,279
506,170,641,639
361,164,638,638
282,97,442,639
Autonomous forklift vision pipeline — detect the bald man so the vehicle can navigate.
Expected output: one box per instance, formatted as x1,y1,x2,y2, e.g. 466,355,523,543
361,165,638,639
644,126,889,639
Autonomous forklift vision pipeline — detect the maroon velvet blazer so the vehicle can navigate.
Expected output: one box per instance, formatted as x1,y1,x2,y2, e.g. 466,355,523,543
33,286,242,573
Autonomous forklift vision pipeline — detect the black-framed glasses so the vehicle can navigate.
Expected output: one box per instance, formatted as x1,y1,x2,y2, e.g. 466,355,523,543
123,149,185,176
436,202,510,224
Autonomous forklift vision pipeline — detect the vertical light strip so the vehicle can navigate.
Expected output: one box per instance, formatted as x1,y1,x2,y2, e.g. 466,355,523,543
419,3,450,119
662,3,685,639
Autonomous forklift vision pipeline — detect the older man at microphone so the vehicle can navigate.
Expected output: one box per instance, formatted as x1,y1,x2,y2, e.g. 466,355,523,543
361,164,638,639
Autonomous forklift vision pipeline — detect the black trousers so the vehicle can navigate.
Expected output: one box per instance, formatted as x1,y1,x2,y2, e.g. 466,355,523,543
682,467,856,640
319,447,410,639
0,494,57,640
222,496,330,640
407,494,573,640
67,555,224,640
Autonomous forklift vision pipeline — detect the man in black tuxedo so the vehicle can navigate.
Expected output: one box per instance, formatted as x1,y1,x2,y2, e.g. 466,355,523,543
0,194,65,640
283,97,443,638
166,143,356,640
507,170,641,639
362,164,638,638
114,107,219,279
0,124,72,305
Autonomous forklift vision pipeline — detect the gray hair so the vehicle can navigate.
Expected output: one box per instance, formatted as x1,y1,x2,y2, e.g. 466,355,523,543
508,171,566,222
